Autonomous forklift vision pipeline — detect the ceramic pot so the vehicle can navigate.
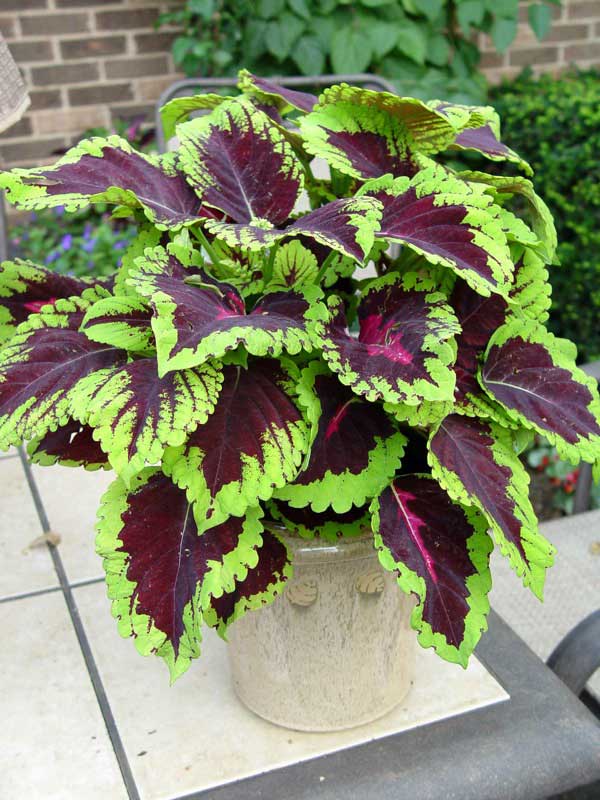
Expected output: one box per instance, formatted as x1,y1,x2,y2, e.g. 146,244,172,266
227,530,415,732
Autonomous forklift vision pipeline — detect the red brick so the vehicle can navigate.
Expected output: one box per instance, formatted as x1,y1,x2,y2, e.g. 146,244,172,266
134,32,177,53
3,115,32,138
28,88,62,111
0,136,66,165
56,0,123,5
68,82,134,106
96,8,159,30
20,12,89,36
109,102,154,124
564,41,600,61
509,46,560,67
105,54,169,79
545,23,590,42
60,35,126,59
0,15,17,38
34,106,107,134
568,2,600,19
480,51,505,69
8,39,54,63
2,0,46,9
31,61,99,86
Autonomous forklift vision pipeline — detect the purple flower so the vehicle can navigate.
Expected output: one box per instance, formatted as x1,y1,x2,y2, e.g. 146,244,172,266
54,206,65,217
114,240,127,251
83,224,93,239
45,251,59,264
60,234,73,250
82,238,96,252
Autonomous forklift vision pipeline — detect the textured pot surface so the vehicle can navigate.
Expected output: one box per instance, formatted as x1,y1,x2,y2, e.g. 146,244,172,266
228,531,415,732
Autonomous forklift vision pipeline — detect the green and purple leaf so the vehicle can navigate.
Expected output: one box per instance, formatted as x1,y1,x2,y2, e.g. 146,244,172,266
360,166,514,296
0,296,126,448
428,414,554,597
457,172,557,263
76,358,223,484
451,124,531,174
269,498,369,541
0,138,206,228
128,246,320,375
371,475,493,666
81,295,154,353
450,279,507,407
299,84,458,179
205,195,382,262
159,92,224,144
96,469,265,680
0,259,99,344
177,97,303,225
203,527,293,635
309,272,459,405
481,320,600,464
238,69,317,114
162,359,308,532
274,361,406,513
28,420,109,470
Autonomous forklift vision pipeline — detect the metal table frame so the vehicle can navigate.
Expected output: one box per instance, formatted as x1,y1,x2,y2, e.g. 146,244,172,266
187,612,600,800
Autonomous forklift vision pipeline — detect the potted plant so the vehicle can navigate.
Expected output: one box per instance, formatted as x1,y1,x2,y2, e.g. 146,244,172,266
1,72,599,731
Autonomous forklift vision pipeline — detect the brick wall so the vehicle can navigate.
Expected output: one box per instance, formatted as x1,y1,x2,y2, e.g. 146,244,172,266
0,0,182,167
480,0,600,82
1,0,600,169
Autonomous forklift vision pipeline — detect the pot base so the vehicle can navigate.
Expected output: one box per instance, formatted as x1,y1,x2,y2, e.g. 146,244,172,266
227,533,416,733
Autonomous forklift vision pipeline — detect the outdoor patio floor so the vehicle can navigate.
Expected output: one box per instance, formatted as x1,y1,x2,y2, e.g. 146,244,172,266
1,449,599,799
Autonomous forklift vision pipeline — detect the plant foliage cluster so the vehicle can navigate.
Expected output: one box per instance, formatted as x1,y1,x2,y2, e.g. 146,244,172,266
492,68,600,362
159,0,559,103
0,72,598,681
10,119,153,280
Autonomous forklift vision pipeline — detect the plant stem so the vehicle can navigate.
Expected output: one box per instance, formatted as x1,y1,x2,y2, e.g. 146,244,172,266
263,242,279,285
315,250,337,285
192,226,223,270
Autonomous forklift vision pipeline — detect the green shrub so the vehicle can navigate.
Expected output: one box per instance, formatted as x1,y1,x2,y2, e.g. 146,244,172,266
492,69,600,363
159,0,560,104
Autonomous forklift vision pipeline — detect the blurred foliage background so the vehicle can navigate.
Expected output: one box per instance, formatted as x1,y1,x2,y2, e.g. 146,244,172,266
159,0,560,104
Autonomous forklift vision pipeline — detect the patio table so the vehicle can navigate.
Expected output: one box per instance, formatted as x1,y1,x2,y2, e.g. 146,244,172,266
3,449,599,800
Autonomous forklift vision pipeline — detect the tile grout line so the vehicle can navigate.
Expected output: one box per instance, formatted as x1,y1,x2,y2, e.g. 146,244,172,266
0,584,63,605
17,448,142,800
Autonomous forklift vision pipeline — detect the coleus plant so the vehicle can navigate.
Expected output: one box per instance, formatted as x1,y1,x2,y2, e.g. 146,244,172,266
1,72,599,681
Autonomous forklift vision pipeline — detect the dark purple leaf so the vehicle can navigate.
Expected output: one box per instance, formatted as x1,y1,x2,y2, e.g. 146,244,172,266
129,247,317,374
312,274,458,405
238,70,317,113
366,170,512,294
163,360,307,531
275,362,406,512
450,280,507,403
373,474,492,665
28,420,108,469
269,498,369,541
205,528,292,633
82,357,222,482
1,141,205,227
0,298,126,447
428,414,553,597
0,260,95,343
178,98,303,225
481,321,600,463
299,85,457,179
205,195,381,262
97,469,265,678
